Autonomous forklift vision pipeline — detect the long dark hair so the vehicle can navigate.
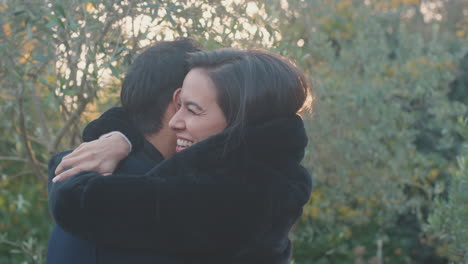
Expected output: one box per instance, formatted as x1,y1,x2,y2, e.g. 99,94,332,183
187,49,313,147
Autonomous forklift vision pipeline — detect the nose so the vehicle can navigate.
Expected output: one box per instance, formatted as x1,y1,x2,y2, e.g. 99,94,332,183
168,108,185,131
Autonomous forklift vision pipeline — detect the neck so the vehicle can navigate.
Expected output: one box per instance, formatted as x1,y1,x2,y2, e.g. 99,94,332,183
144,127,176,159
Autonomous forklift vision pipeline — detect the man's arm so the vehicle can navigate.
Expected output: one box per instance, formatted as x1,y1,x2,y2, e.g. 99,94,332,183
82,107,144,150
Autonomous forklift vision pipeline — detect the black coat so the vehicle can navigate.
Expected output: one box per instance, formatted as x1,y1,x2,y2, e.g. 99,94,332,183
49,114,312,264
47,142,185,264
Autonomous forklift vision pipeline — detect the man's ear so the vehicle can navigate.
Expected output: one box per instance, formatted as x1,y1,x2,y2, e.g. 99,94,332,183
172,88,182,109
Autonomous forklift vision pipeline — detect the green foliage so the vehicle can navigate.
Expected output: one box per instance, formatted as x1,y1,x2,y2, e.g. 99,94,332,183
425,119,468,263
0,176,50,263
0,0,467,263
449,54,468,106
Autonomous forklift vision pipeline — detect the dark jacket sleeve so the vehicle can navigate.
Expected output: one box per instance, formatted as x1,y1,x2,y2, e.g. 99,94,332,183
82,107,145,151
48,151,72,211
49,159,270,255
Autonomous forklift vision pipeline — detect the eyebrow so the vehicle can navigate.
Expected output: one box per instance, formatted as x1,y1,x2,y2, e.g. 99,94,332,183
185,101,204,112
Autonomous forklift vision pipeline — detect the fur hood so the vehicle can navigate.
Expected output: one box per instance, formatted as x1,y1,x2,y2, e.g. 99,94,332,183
50,115,312,263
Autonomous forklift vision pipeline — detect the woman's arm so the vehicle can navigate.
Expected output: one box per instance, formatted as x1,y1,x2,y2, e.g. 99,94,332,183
53,133,130,182
49,155,269,255
53,107,143,180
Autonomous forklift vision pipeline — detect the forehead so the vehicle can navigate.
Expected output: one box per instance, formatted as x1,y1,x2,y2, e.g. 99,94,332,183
180,68,218,101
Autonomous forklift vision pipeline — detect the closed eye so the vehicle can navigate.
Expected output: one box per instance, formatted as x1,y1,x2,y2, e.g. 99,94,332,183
187,107,197,115
185,101,204,115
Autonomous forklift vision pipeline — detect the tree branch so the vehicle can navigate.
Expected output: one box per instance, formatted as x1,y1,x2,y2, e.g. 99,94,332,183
0,156,28,162
17,88,47,183
28,80,51,142
48,95,91,154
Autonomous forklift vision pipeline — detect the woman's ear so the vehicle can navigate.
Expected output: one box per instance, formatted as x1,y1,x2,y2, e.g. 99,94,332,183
173,88,182,109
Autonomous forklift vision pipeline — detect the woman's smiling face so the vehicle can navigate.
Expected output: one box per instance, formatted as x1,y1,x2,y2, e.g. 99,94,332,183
169,68,227,152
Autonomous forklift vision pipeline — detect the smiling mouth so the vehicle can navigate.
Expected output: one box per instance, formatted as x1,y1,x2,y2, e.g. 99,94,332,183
176,138,194,152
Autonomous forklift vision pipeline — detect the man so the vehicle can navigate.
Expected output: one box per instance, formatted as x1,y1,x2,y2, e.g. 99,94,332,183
46,38,200,264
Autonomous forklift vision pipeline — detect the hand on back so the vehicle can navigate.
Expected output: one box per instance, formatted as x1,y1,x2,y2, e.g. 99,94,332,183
53,133,131,182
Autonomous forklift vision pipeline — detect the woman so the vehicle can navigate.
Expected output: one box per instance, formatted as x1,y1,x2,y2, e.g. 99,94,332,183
50,49,313,263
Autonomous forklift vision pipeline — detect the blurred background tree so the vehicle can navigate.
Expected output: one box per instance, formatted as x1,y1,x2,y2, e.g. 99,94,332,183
0,0,466,263
425,145,468,262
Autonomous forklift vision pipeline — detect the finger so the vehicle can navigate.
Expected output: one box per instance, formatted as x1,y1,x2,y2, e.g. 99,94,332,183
61,143,88,160
52,167,83,183
55,156,74,175
55,154,89,175
55,145,100,174
73,142,87,152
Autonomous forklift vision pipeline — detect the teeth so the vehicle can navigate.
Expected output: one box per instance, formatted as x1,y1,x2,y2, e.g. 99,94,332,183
177,139,193,147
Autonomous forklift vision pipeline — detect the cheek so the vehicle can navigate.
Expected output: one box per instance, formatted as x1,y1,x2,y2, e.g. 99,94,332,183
192,118,226,142
204,116,227,138
211,121,227,134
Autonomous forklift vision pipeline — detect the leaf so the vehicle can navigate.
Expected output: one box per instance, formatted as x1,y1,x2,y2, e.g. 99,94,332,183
45,20,58,29
13,9,25,16
47,14,64,29
108,63,120,77
2,24,11,37
84,2,95,12
32,53,48,63
52,3,66,19
26,22,33,39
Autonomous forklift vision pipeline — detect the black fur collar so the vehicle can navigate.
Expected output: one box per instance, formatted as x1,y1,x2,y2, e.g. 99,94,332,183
161,115,307,168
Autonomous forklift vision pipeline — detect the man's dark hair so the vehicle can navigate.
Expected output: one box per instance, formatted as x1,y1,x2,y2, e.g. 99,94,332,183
121,38,201,134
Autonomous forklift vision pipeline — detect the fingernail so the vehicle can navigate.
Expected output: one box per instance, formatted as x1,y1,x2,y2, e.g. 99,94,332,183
52,176,60,183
